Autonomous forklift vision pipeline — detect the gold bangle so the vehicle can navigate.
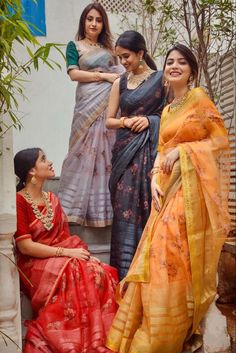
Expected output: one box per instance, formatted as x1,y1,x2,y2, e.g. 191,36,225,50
119,117,126,128
94,72,101,81
55,247,64,257
150,167,160,176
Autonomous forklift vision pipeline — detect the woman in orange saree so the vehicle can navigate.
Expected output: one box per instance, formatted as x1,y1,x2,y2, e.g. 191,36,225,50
14,148,117,353
106,44,231,353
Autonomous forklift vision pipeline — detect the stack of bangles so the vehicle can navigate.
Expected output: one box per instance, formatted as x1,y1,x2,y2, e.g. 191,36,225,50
119,117,126,128
150,166,160,177
55,247,64,257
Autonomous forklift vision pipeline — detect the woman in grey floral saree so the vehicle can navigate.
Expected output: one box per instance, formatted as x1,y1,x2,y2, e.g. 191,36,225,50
58,3,123,227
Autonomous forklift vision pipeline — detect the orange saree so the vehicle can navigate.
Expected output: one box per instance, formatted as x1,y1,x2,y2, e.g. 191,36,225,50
106,87,231,353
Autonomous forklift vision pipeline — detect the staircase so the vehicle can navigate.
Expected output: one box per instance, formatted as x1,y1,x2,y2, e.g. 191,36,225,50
44,177,112,264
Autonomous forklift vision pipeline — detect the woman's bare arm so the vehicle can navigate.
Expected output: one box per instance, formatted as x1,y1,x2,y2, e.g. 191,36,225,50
17,238,90,260
68,69,119,83
106,78,125,129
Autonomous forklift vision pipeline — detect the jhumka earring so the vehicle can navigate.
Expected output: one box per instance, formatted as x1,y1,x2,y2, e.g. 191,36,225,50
188,75,194,88
139,58,144,69
31,176,37,185
164,80,169,87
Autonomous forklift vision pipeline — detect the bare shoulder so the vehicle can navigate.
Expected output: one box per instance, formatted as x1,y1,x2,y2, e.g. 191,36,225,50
113,77,121,87
110,77,121,94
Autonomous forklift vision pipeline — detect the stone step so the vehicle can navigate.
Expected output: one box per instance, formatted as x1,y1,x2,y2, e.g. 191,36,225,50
45,177,112,263
69,225,111,264
44,177,60,195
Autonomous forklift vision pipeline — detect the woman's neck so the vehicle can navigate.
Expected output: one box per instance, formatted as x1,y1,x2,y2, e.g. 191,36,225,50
24,183,43,199
132,63,149,75
172,84,189,99
85,35,98,44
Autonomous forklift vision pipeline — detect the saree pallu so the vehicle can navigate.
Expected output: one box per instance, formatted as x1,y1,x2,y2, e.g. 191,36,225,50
106,87,231,353
58,44,124,226
110,72,165,280
15,193,118,353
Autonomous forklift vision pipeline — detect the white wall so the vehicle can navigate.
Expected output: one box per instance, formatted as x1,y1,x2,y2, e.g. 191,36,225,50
13,0,122,175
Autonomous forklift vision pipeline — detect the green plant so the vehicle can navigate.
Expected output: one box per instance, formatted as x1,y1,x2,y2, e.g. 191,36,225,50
117,0,176,60
117,0,235,102
0,0,65,137
143,0,236,101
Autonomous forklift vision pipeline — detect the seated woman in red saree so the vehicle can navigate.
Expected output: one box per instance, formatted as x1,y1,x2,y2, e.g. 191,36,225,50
106,44,231,353
14,148,118,353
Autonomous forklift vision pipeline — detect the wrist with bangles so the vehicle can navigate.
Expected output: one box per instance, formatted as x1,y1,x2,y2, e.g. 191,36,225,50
94,72,102,81
119,117,127,128
150,166,160,176
55,247,64,257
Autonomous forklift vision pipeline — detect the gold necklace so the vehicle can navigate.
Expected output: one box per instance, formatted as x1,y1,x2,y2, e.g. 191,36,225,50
169,90,190,112
127,68,154,89
24,190,54,231
83,38,102,48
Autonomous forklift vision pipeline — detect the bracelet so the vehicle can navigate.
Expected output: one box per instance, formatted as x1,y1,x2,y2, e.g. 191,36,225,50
150,166,160,176
55,247,64,257
119,117,126,128
94,72,101,81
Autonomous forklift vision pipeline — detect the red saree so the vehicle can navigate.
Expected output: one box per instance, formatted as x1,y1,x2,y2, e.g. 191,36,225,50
15,192,118,353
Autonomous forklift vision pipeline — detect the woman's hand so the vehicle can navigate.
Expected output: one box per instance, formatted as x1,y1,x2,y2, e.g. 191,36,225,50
151,176,164,211
90,256,101,263
64,248,90,260
161,147,179,174
100,73,120,83
124,116,149,132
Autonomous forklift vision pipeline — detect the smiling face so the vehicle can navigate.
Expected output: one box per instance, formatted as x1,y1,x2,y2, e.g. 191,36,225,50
84,8,103,41
30,150,55,181
115,46,143,73
164,49,192,87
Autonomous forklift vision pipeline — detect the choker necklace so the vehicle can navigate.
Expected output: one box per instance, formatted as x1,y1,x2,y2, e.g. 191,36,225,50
83,38,102,48
127,67,154,89
169,90,190,112
24,190,54,231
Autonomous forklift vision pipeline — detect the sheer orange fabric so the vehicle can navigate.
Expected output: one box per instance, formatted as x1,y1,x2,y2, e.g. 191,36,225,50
106,87,230,353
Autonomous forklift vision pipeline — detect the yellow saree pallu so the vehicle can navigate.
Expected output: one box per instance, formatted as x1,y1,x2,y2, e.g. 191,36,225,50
106,88,231,353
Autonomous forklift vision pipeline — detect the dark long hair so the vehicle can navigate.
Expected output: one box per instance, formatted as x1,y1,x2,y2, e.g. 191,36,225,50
14,148,42,191
163,43,198,83
115,30,157,70
76,2,113,50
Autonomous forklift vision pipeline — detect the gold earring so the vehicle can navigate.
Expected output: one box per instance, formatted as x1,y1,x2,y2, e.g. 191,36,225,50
139,58,144,69
188,75,193,87
164,80,169,87
31,176,37,185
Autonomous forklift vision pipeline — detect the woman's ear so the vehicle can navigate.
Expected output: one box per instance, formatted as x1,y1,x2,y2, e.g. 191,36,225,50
138,49,144,60
28,167,36,178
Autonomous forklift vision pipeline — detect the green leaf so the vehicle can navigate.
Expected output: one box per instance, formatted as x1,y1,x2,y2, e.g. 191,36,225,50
26,46,34,58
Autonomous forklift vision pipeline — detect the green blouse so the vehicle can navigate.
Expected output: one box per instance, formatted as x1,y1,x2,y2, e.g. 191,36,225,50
66,41,80,72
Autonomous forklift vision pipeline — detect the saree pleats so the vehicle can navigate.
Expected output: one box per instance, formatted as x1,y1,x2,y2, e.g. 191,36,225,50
106,87,231,353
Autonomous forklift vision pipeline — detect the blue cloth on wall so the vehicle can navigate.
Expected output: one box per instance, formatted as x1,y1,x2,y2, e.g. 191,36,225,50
21,0,46,36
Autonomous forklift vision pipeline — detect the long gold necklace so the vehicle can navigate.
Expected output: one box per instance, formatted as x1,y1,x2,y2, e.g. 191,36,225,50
24,190,54,231
169,90,190,112
127,68,154,89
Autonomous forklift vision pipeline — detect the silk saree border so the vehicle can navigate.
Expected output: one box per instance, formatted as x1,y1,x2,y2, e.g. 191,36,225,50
179,145,216,340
